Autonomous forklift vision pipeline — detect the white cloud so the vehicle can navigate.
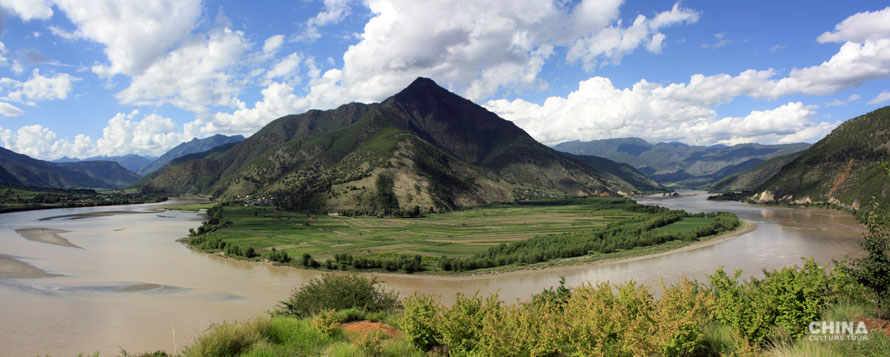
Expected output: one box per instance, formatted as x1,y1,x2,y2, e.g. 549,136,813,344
0,124,89,159
825,93,861,107
770,44,786,53
263,34,285,55
294,0,698,110
94,111,185,157
701,32,732,49
296,0,352,42
1,69,78,106
265,52,302,84
485,76,835,146
567,3,699,70
869,90,890,105
0,0,53,21
51,0,202,78
115,28,249,112
186,82,310,137
0,102,23,117
817,7,890,43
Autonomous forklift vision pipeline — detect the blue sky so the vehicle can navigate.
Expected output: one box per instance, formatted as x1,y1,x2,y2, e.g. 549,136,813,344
0,0,888,160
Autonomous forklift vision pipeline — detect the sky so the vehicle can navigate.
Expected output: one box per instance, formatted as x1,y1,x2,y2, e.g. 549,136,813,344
0,1,889,160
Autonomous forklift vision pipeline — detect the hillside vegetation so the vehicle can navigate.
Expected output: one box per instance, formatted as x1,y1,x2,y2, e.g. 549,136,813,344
554,137,809,188
142,78,662,213
0,146,140,189
750,106,890,211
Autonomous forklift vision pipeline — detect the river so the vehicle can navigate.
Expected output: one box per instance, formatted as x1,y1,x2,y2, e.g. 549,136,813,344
0,192,865,356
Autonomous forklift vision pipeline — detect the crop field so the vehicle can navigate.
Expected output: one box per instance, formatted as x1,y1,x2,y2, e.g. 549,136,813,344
185,197,733,273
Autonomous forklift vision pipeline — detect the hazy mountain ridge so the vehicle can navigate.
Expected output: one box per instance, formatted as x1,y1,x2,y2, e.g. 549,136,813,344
141,78,663,212
137,134,245,176
749,106,890,211
54,154,156,174
553,138,810,188
0,146,141,189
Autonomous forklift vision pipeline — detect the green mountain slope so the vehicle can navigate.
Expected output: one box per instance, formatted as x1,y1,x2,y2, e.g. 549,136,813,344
0,147,140,189
142,78,661,212
55,154,156,174
750,106,890,211
553,138,810,188
711,152,802,192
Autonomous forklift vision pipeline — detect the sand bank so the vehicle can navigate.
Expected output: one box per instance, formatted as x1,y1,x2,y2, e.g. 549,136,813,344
15,228,82,249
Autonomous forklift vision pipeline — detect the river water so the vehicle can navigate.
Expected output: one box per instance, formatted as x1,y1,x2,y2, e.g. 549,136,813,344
0,193,865,355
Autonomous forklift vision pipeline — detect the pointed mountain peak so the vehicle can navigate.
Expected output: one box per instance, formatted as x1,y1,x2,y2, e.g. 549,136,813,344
391,77,457,103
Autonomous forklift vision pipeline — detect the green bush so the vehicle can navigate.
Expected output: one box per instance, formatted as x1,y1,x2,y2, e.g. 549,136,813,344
400,293,441,351
182,317,271,357
277,273,400,317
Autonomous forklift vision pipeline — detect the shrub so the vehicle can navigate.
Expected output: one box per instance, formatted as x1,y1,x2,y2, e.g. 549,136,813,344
311,310,341,336
400,293,441,351
182,317,271,357
277,273,400,317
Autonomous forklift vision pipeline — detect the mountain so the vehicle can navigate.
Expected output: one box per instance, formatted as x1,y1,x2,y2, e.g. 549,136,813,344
553,138,810,188
54,154,156,174
141,77,662,212
749,106,890,211
0,147,141,189
137,134,245,176
711,152,803,192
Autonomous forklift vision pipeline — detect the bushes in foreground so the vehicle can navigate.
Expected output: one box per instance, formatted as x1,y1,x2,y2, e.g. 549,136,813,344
277,273,401,318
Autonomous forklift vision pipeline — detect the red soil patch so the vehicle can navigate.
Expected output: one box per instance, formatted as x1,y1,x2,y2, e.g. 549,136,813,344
860,317,890,337
828,158,855,197
341,320,401,338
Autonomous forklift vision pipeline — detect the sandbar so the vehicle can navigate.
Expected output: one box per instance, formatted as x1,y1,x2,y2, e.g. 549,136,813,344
38,211,150,221
15,228,82,249
117,283,161,292
0,254,56,278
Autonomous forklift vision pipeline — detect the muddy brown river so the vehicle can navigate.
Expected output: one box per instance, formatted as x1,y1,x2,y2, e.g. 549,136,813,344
0,192,865,355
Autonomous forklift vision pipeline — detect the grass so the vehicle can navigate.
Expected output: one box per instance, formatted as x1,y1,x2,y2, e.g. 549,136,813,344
189,198,733,273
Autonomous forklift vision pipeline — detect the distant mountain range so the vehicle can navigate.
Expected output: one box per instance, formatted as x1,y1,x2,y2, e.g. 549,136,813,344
54,154,156,173
136,134,244,176
140,77,663,212
0,146,140,189
553,138,810,188
53,134,245,177
746,106,890,211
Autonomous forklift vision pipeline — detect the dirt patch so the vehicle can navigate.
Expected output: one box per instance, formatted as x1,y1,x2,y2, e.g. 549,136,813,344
341,321,400,339
426,237,530,244
331,243,353,248
828,159,855,197
861,317,890,338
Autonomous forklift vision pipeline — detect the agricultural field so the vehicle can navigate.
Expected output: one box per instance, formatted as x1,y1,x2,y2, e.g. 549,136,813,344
184,197,739,273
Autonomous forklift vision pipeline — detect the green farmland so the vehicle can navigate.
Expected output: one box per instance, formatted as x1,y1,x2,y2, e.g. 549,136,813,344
184,197,740,273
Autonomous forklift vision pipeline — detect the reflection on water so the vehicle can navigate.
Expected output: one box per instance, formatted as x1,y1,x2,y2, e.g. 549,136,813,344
0,194,866,356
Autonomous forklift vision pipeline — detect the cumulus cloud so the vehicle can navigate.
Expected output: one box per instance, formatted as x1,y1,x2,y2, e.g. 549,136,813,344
295,0,352,42
94,111,185,157
0,124,92,159
51,0,202,78
186,82,310,137
1,69,78,106
485,76,835,146
567,3,699,70
265,52,303,85
817,7,890,43
0,0,53,21
0,111,192,159
115,28,249,112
